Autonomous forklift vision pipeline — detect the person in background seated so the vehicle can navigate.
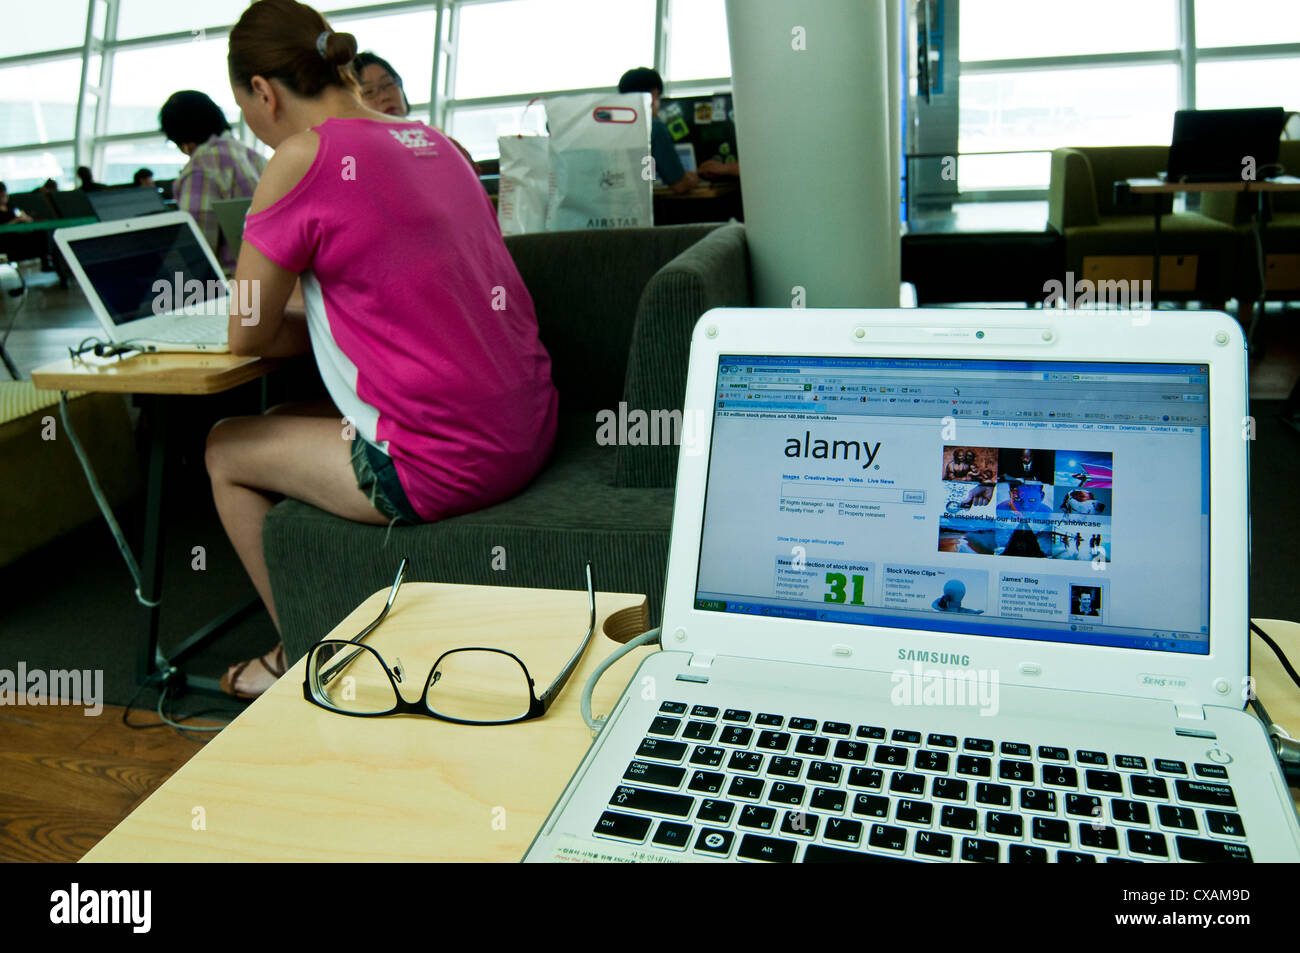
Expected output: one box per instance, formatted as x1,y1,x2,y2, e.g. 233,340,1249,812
351,51,479,175
159,90,267,271
75,166,105,191
133,168,156,189
0,183,33,224
208,0,558,698
618,67,699,194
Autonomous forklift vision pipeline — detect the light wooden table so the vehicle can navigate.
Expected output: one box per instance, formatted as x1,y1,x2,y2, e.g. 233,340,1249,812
82,583,657,862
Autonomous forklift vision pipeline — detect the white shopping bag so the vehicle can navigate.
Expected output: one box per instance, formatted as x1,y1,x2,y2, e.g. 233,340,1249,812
497,133,551,235
544,93,654,231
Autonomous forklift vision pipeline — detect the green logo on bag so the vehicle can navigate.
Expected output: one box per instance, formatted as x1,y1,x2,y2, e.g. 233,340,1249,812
600,170,626,190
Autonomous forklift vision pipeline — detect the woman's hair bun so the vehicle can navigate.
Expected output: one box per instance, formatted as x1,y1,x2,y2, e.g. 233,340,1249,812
323,31,358,66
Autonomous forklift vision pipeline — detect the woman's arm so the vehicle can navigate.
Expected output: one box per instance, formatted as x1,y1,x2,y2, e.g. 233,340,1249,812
229,131,320,356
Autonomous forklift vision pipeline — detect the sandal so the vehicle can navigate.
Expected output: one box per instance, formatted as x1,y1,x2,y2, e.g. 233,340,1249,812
219,643,287,700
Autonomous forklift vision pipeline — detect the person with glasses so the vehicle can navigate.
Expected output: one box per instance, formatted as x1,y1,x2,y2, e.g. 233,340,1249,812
352,51,480,175
209,0,558,699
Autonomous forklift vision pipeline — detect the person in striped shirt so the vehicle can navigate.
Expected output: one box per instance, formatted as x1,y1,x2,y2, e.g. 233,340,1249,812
160,90,267,271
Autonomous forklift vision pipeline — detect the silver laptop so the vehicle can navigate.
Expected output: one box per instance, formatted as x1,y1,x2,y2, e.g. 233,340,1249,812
214,197,252,262
54,212,229,353
525,307,1300,863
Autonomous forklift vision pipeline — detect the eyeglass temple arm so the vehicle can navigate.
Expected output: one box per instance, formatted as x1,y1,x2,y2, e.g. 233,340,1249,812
318,557,408,685
538,562,596,709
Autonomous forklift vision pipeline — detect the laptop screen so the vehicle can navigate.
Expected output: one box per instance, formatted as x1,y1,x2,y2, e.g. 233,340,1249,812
694,356,1212,656
66,221,224,325
86,187,167,221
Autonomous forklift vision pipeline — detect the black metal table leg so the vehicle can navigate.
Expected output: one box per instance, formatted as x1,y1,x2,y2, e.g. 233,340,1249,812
136,394,169,685
1152,204,1162,310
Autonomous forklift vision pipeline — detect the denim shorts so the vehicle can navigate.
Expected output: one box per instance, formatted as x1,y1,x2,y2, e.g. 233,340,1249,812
350,439,422,524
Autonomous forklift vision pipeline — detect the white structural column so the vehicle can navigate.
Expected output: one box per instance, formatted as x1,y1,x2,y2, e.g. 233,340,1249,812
724,0,896,308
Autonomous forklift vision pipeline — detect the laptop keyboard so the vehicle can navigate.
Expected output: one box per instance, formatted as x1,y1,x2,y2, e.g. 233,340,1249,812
593,702,1253,862
147,316,228,343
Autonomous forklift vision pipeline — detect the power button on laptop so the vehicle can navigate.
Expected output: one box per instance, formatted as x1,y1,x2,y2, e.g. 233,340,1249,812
1205,747,1232,765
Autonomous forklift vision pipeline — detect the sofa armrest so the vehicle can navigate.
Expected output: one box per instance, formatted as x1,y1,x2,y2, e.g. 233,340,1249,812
1049,148,1100,232
614,222,751,488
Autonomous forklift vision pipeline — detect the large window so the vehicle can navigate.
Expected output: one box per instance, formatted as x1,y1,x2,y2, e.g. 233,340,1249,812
0,59,82,145
960,0,1176,61
0,0,87,57
108,38,238,136
667,0,730,81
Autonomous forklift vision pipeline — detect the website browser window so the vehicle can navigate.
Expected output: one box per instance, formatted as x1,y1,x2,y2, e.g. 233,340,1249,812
695,356,1211,656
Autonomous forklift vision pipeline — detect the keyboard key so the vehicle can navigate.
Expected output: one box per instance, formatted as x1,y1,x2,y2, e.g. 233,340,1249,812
1075,750,1108,766
757,730,792,752
766,757,804,779
1066,794,1102,818
914,750,950,773
1031,817,1070,844
1157,805,1198,831
873,745,909,767
691,705,719,719
1000,742,1031,757
623,761,686,787
961,837,999,862
1078,824,1119,851
825,817,864,844
722,708,751,723
690,745,725,768
928,733,958,749
956,755,992,778
1042,766,1078,788
594,811,652,842
780,810,819,837
795,735,828,757
755,713,784,727
805,844,916,863
896,800,933,825
728,776,764,800
1130,776,1168,800
963,737,994,753
636,738,687,762
856,725,886,740
807,761,842,785
868,823,908,852
696,799,734,824
847,767,884,789
810,787,847,813
1019,789,1057,813
694,827,734,855
659,702,687,715
1154,758,1187,775
1175,836,1252,862
998,760,1035,783
985,812,1023,837
1057,851,1096,863
834,740,869,763
1008,845,1048,862
1114,755,1147,771
718,726,753,747
789,717,817,732
649,716,681,737
682,721,716,742
737,804,777,831
933,777,969,801
609,786,694,817
688,770,725,795
738,834,796,862
1127,829,1168,857
652,821,693,850
1111,800,1151,825
1176,780,1237,809
890,772,926,796
823,721,851,736
1206,811,1245,838
915,830,954,859
1038,746,1069,761
940,806,978,831
767,782,805,806
1085,770,1122,794
891,729,922,745
1194,763,1229,780
728,751,763,773
975,783,1012,807
852,794,890,819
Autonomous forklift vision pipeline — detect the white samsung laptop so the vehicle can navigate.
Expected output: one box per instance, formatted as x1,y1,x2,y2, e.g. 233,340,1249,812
54,211,230,353
525,308,1300,863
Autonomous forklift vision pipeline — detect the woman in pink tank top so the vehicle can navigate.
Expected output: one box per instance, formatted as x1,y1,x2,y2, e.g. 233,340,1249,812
208,0,558,698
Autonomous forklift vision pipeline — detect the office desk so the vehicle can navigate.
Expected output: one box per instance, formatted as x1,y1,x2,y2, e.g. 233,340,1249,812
32,352,279,693
81,583,655,862
0,216,96,234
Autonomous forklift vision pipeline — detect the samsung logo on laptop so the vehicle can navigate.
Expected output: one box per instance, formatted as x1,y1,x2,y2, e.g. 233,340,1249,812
898,650,971,666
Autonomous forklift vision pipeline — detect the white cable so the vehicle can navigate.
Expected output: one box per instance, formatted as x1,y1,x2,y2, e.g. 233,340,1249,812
580,627,661,733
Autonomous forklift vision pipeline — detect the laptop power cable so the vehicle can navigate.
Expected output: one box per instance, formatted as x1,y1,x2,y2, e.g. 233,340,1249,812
580,627,662,734
1248,622,1300,786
